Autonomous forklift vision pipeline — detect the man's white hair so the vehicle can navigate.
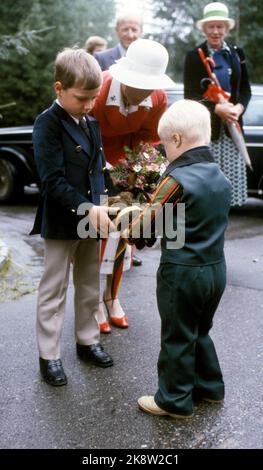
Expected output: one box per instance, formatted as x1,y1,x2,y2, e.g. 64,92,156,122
116,11,143,29
158,99,211,144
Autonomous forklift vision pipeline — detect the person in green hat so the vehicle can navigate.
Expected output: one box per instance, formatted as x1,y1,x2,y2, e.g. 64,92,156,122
184,2,251,207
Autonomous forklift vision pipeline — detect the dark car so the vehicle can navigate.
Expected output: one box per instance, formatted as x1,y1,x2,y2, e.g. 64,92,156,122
0,125,37,202
166,84,263,200
0,86,263,202
243,86,263,198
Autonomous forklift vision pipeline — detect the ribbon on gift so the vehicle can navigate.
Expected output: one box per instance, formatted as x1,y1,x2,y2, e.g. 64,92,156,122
110,205,141,300
111,237,127,300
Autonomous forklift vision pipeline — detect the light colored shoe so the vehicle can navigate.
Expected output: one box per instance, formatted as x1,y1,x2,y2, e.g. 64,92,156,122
137,396,193,419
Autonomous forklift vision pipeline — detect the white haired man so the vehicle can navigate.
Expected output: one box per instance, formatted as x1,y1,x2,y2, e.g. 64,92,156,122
94,12,143,72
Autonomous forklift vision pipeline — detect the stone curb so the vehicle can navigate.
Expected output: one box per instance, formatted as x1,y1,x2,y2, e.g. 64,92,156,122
0,239,9,272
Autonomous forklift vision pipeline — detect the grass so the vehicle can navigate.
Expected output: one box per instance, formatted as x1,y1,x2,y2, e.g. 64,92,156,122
0,254,37,302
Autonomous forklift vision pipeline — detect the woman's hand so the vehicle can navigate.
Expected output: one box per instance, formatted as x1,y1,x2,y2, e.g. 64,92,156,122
232,103,244,119
215,102,244,123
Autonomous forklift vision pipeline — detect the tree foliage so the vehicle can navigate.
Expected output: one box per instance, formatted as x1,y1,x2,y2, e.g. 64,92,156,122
0,0,116,126
151,0,263,83
0,29,53,59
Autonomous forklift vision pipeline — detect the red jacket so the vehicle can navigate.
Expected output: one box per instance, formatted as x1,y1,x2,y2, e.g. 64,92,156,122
90,71,167,165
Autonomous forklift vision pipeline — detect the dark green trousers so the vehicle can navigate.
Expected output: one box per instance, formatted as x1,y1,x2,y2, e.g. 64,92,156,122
155,262,226,416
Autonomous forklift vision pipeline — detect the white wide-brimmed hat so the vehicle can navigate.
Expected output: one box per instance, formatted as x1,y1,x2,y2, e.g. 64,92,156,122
196,2,235,30
109,39,176,90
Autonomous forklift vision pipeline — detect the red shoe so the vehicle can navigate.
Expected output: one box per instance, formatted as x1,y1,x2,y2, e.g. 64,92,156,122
99,321,111,334
110,315,129,329
103,295,129,329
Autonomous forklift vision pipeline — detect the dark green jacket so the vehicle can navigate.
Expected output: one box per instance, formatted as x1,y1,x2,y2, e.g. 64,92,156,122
160,146,232,266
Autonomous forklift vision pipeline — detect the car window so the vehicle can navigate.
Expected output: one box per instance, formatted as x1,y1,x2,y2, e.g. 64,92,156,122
166,90,183,108
243,95,263,126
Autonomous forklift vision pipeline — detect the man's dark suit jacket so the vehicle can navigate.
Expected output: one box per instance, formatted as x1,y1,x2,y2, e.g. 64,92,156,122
183,41,251,140
31,102,107,239
94,45,122,71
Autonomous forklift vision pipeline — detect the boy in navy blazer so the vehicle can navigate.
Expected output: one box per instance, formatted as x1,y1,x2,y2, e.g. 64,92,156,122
31,48,118,386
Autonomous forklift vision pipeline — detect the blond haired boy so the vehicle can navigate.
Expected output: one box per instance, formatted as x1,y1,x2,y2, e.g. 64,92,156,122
127,99,232,418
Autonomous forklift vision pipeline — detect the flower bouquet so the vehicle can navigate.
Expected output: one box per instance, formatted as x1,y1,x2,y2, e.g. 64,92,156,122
109,143,167,205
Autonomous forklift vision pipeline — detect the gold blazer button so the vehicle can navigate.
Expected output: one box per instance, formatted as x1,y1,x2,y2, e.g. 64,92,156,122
75,145,82,152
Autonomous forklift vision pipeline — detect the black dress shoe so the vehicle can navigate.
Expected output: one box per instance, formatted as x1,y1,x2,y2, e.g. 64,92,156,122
39,357,67,386
132,254,142,266
76,343,113,368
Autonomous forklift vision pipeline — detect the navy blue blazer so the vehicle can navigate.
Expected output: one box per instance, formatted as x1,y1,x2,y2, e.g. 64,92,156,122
94,45,121,71
184,41,251,141
31,102,107,239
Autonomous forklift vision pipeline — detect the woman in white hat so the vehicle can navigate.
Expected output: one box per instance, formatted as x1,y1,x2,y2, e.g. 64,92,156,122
90,38,175,333
184,2,251,207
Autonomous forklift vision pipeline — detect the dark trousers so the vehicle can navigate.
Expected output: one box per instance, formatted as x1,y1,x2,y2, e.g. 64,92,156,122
155,262,226,416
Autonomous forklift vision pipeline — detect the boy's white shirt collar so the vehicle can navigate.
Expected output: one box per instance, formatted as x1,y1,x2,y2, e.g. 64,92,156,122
105,78,152,116
56,98,79,124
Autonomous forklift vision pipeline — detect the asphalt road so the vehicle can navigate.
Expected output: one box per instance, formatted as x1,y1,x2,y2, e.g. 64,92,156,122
0,195,263,452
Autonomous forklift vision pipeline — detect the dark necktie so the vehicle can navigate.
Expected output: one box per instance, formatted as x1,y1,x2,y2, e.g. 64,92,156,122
79,117,91,139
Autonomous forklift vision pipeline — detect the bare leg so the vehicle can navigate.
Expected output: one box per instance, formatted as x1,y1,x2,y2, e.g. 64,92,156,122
104,274,126,319
95,300,107,324
95,289,111,334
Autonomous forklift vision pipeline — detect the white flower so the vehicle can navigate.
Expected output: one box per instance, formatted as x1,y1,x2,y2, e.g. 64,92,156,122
159,163,167,175
133,164,142,172
143,152,150,159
